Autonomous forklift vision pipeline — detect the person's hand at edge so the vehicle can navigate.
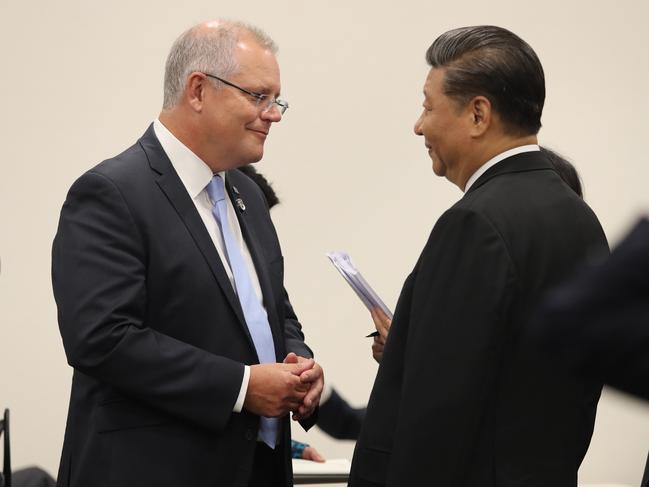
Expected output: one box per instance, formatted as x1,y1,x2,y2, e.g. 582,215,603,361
370,308,392,363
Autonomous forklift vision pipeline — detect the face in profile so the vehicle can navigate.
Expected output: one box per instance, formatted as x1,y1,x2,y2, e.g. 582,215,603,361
414,68,471,185
201,34,283,169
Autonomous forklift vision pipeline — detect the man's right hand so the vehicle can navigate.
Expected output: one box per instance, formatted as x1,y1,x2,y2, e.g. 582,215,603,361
371,308,392,363
244,361,314,417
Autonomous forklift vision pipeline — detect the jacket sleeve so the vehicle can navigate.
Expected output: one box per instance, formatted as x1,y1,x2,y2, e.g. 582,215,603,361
282,289,313,359
52,170,244,431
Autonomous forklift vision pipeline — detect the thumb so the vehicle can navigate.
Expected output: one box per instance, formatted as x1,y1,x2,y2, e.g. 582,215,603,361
283,352,298,364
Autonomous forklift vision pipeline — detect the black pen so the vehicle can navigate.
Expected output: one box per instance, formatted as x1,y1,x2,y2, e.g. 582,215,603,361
366,331,380,338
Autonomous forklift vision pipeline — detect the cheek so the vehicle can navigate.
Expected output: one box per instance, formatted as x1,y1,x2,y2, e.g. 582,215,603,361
421,117,440,140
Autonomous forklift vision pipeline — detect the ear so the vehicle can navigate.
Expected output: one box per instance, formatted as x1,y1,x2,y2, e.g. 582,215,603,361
468,95,491,137
185,72,207,113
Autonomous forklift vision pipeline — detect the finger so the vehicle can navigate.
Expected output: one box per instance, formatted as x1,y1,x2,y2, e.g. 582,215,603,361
288,399,303,411
370,308,381,329
289,388,308,402
290,387,309,400
299,369,316,383
371,308,392,338
286,359,314,375
303,447,326,462
297,404,315,419
371,313,387,338
373,307,390,322
304,376,323,403
299,363,322,383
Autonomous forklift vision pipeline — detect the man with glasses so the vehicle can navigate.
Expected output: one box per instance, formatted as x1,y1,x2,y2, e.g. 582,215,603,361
52,20,322,487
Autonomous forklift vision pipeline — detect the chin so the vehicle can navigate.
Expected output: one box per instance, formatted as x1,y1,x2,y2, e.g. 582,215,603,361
246,148,264,164
432,160,446,177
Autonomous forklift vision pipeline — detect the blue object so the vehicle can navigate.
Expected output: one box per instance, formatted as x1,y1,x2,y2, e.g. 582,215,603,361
291,440,308,459
207,174,278,448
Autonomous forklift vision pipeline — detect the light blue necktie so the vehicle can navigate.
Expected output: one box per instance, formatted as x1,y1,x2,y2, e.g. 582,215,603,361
206,174,278,448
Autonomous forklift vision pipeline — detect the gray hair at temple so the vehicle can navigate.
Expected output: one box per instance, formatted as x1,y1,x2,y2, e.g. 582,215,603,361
163,20,278,110
426,25,545,136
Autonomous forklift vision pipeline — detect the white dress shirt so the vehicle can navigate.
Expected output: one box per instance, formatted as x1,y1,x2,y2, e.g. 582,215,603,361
464,144,540,192
153,119,273,413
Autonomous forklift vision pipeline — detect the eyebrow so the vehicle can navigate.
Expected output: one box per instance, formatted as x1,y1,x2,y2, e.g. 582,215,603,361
254,85,281,97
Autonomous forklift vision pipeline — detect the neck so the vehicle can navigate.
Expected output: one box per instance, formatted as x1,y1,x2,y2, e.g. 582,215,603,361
458,134,538,190
158,110,228,172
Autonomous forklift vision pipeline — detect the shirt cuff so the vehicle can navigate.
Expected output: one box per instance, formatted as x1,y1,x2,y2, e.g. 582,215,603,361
233,365,250,413
319,381,333,404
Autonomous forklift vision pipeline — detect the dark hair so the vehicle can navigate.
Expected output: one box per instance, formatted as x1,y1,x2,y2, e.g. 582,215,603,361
238,164,280,209
426,25,545,136
540,147,583,198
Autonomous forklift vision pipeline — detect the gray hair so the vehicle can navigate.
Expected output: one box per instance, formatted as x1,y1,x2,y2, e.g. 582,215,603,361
162,20,278,109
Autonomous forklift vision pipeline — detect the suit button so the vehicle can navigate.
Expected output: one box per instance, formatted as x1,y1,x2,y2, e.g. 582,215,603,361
245,429,255,441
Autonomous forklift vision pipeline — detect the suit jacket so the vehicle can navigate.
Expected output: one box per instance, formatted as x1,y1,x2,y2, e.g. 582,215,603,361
52,125,314,487
316,388,365,440
532,217,649,401
348,151,608,487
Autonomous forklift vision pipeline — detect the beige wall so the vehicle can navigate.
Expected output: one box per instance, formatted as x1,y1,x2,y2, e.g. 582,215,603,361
1,0,648,484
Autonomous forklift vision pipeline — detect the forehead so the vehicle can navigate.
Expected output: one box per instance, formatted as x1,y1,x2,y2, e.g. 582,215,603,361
423,67,446,98
232,38,280,91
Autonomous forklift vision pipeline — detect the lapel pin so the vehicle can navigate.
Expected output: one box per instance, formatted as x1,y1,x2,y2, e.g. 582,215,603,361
236,198,246,212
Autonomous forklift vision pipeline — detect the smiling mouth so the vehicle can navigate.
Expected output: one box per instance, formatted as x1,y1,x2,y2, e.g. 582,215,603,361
250,128,269,136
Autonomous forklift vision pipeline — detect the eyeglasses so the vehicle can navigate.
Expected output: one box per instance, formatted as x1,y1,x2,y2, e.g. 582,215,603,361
204,73,289,115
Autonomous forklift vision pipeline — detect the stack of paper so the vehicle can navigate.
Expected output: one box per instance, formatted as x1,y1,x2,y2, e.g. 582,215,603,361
293,458,351,483
326,251,393,319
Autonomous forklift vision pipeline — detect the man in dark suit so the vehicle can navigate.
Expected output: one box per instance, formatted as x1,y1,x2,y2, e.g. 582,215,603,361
533,217,649,401
348,25,608,486
533,218,649,486
52,20,323,487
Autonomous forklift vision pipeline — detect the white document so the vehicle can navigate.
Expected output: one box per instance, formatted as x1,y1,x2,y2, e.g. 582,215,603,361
326,251,393,319
292,458,351,476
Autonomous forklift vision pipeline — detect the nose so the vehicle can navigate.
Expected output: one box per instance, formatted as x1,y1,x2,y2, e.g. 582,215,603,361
414,113,423,136
261,105,282,123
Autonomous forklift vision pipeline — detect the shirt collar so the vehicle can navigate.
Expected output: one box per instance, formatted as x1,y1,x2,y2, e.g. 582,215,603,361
153,119,225,198
464,144,540,192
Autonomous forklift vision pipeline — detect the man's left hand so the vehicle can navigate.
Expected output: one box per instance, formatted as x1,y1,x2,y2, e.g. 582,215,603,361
283,352,324,420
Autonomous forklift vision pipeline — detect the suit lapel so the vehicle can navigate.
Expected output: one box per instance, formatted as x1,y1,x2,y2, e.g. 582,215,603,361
226,176,284,359
137,125,248,334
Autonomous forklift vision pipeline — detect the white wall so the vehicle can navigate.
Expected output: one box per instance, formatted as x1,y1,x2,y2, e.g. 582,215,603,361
1,0,648,484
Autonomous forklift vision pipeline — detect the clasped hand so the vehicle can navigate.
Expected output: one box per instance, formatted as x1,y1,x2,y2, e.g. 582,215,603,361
244,353,323,420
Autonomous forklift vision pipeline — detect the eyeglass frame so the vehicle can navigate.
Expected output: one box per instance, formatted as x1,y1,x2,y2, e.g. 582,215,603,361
203,73,289,115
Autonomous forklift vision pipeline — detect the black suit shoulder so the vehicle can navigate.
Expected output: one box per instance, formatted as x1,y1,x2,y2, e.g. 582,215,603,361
350,152,609,487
